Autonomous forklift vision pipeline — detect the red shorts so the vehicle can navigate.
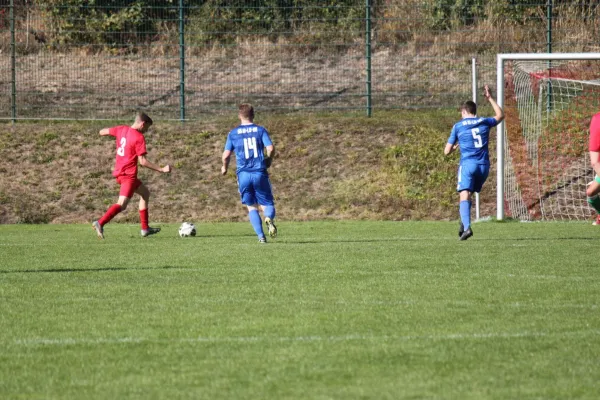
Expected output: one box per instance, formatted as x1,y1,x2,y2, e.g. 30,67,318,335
116,175,142,198
590,113,600,152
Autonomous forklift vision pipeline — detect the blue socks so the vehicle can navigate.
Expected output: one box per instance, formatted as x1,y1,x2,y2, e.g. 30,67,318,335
249,209,265,238
263,206,276,220
460,200,471,230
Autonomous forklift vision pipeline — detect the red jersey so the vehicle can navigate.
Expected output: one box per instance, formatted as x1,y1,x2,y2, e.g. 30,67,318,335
108,126,147,178
590,112,600,152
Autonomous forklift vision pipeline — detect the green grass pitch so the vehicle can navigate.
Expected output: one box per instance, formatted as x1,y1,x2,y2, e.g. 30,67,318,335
1,221,599,399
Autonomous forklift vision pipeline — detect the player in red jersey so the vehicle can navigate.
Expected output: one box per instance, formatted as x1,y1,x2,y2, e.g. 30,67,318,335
92,112,171,239
586,112,600,225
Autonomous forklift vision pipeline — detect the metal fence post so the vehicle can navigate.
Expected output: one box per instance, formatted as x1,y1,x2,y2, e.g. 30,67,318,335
365,0,372,117
10,0,16,123
472,58,480,221
547,0,553,113
179,0,185,122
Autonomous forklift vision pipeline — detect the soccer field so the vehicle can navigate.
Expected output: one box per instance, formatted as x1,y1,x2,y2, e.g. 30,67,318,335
1,221,599,399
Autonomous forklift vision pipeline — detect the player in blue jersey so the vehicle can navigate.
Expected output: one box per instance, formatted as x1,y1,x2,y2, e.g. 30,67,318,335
444,85,504,241
221,104,277,243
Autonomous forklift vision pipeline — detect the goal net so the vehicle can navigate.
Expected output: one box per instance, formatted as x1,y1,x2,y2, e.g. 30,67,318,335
498,54,600,221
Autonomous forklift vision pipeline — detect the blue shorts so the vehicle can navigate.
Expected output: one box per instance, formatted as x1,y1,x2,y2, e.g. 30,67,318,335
457,163,489,193
237,170,274,206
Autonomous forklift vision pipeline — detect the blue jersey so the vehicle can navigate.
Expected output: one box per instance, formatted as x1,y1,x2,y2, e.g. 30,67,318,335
448,117,499,165
225,124,273,173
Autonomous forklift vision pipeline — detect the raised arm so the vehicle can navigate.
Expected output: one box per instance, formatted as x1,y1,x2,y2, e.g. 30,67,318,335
484,85,504,123
99,128,112,136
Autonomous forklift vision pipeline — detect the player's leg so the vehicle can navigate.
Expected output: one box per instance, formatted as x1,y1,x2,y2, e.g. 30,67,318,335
92,177,132,239
239,172,266,242
256,174,277,238
135,182,160,237
456,164,482,241
456,165,473,235
586,179,600,224
247,204,267,243
459,164,489,241
458,190,473,240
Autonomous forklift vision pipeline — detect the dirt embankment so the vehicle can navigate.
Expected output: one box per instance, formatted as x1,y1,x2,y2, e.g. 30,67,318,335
0,111,498,224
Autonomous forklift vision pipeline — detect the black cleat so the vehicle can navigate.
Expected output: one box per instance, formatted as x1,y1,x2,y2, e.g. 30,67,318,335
458,222,464,237
459,227,473,241
259,237,267,244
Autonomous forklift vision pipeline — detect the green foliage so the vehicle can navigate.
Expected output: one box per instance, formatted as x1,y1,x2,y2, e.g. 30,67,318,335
485,0,538,23
427,0,544,30
186,0,364,46
35,131,58,146
428,0,485,30
22,0,600,52
384,126,457,201
35,0,170,48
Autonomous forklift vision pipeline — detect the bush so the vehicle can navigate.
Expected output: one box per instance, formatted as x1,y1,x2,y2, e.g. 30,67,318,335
34,0,173,48
186,0,364,47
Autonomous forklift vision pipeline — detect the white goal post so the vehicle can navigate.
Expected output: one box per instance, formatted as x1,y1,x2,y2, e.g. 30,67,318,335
496,53,600,221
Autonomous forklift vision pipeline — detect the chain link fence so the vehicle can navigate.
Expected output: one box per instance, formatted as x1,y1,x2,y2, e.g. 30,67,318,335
2,0,600,121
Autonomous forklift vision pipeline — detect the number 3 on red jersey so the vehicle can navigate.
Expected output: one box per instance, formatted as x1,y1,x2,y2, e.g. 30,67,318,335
117,137,126,156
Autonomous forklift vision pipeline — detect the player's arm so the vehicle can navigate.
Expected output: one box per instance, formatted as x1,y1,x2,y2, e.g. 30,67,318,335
590,151,600,178
264,144,275,168
484,85,505,123
221,150,232,175
99,128,112,136
444,142,457,156
589,115,600,178
261,128,275,168
444,126,458,156
265,144,275,158
139,155,171,173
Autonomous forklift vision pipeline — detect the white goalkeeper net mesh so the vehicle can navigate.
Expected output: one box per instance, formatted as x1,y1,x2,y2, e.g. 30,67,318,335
503,59,600,221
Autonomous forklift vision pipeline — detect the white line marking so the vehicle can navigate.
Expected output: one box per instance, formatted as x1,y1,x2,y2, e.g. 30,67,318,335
10,330,600,347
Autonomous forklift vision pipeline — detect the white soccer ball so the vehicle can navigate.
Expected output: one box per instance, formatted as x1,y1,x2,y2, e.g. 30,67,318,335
178,222,196,237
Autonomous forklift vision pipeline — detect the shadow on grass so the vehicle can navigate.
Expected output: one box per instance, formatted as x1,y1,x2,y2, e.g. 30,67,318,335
0,265,184,274
471,237,598,241
280,238,411,244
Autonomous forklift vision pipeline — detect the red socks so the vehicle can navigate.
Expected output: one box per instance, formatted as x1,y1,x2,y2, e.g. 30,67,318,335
98,204,122,227
139,208,149,230
98,205,149,230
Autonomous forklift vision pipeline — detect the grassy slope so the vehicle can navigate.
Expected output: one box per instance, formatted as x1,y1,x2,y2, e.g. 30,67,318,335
0,221,599,399
0,109,498,224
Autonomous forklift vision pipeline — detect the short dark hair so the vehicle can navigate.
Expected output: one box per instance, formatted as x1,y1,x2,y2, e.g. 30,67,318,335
460,101,477,115
238,104,254,120
137,112,153,126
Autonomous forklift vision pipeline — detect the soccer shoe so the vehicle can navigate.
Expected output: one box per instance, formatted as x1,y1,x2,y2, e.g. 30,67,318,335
265,217,277,238
259,237,267,244
141,227,161,237
593,215,600,225
459,227,473,241
458,222,464,237
92,220,104,239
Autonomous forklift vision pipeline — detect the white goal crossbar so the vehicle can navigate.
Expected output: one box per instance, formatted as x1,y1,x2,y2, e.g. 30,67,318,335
496,53,600,220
